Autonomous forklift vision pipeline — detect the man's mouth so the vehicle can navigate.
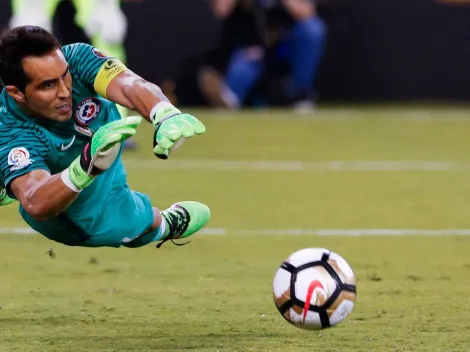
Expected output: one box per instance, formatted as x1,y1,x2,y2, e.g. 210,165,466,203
58,102,72,113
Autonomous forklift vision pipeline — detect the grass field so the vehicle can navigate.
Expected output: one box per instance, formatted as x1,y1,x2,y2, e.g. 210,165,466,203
1,107,470,351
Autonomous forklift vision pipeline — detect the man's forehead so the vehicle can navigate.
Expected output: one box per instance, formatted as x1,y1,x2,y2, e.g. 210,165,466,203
22,49,68,81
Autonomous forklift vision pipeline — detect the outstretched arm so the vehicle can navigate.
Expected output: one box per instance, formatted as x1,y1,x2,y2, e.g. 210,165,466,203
11,170,79,221
8,117,141,221
103,70,171,124
100,68,206,160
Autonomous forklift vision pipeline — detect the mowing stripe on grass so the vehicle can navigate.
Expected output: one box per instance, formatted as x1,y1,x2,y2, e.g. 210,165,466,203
122,160,469,172
2,227,470,236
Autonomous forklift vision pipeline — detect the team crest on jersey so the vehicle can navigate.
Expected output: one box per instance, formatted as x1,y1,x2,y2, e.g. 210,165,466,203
75,98,101,125
74,124,93,137
8,147,34,171
92,48,109,59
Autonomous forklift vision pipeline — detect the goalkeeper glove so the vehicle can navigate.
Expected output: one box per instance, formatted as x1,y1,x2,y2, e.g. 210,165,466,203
151,102,206,160
65,116,142,190
0,188,15,206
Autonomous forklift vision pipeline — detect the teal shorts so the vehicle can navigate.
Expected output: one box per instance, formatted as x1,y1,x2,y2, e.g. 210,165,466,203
20,187,155,248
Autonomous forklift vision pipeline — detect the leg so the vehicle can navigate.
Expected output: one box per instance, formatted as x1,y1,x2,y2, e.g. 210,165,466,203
21,185,210,249
122,202,211,249
121,208,164,248
20,208,96,247
225,47,264,105
198,47,264,108
287,17,327,100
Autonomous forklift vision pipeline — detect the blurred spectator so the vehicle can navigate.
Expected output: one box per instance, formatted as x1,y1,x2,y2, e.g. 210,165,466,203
10,0,127,58
198,0,326,111
8,0,136,148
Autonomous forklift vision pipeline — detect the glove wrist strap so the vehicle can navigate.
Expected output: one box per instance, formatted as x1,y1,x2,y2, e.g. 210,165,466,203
150,101,181,125
67,157,94,190
61,168,83,193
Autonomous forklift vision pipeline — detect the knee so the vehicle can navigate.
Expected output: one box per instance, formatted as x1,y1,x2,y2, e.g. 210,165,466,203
292,17,327,43
228,47,264,72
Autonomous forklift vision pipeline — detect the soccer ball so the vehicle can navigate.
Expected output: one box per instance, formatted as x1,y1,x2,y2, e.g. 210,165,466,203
272,248,357,330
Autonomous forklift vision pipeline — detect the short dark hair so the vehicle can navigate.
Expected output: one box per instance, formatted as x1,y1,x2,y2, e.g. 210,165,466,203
0,26,61,92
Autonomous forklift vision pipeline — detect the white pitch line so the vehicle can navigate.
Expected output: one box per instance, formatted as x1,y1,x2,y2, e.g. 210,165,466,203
122,160,469,172
206,109,470,122
2,227,470,236
235,229,470,236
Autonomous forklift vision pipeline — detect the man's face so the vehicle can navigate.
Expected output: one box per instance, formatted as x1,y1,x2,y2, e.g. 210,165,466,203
9,48,73,122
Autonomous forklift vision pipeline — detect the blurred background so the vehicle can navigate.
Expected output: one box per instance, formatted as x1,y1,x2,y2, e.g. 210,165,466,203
1,2,470,351
1,0,470,108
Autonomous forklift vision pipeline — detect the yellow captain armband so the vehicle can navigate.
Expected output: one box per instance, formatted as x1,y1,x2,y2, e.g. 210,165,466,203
93,58,128,98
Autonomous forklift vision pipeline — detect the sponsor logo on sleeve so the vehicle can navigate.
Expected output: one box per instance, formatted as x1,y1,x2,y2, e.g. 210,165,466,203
8,147,34,171
92,48,109,59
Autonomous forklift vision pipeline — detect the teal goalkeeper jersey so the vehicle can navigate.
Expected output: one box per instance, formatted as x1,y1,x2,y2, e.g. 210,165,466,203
0,43,128,232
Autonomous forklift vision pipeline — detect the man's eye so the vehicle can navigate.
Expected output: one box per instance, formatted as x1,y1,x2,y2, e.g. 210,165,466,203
43,82,55,89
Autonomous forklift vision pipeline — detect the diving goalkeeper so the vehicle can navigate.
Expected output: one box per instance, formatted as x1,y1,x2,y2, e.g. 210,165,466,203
0,26,210,248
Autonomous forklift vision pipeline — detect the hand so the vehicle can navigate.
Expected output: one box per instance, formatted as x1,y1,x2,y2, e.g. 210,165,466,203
281,0,315,21
9,0,52,32
0,188,15,206
68,116,142,189
84,0,127,44
211,0,239,19
152,105,206,160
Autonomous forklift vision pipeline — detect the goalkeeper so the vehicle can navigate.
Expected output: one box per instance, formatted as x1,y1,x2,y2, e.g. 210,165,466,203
0,26,210,248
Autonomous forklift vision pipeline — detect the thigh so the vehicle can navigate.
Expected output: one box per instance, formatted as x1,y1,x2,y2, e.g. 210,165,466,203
20,208,93,246
83,188,155,247
225,47,264,81
21,188,155,248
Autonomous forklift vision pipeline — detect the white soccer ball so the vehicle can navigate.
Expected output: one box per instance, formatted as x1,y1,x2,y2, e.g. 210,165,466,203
272,248,357,330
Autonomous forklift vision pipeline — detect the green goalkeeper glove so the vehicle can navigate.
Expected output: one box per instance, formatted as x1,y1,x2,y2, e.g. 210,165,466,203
151,102,206,160
66,116,142,190
0,188,15,206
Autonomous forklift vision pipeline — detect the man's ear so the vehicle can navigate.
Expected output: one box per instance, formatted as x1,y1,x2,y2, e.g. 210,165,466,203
5,85,26,103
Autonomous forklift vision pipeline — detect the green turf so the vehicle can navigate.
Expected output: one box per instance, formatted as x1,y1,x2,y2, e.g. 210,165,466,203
1,107,470,351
